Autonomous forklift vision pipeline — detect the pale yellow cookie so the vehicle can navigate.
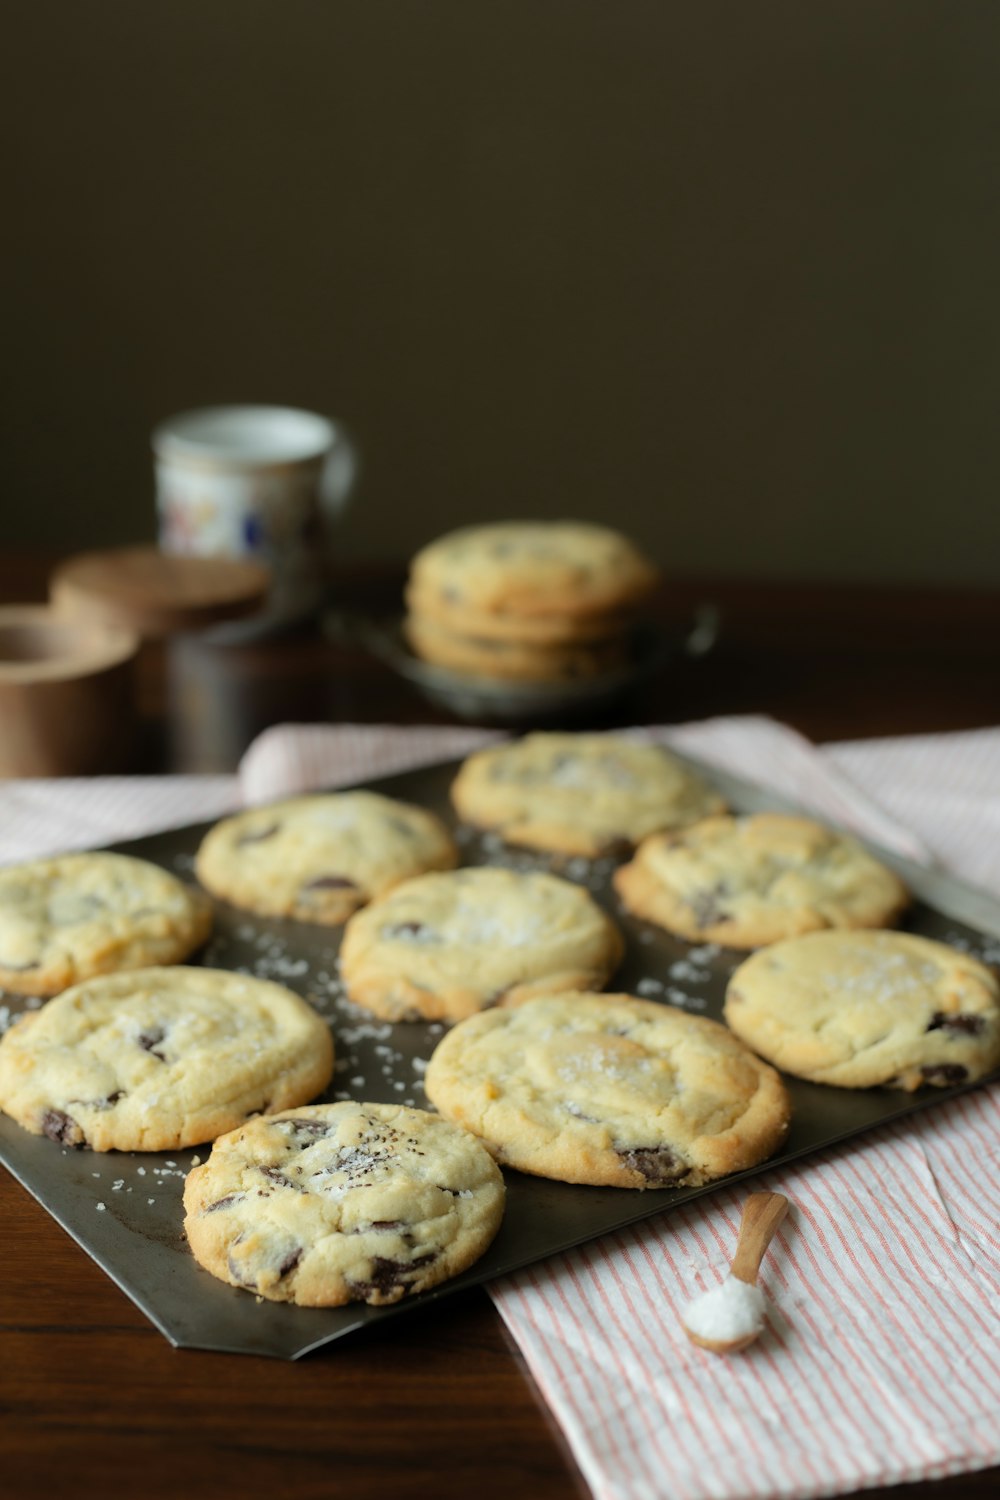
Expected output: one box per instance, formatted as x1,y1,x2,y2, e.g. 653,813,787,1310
0,966,334,1151
724,930,1000,1089
409,521,659,620
614,813,909,948
339,866,624,1022
404,612,629,681
195,792,457,925
0,851,212,997
451,733,726,857
405,582,637,644
183,1102,505,1306
425,992,791,1187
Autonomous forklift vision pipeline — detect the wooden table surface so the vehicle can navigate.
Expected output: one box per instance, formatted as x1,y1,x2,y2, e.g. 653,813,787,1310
2,554,999,1500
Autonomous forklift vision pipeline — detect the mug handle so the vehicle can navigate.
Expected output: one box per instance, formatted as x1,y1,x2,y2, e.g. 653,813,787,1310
319,423,359,520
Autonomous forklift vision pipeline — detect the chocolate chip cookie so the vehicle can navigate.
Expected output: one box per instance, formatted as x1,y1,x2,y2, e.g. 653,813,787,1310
408,521,659,622
424,991,791,1187
614,813,909,948
339,866,624,1022
0,851,213,997
183,1102,505,1306
451,733,726,857
724,930,1000,1089
0,966,334,1150
405,584,637,645
195,792,457,925
404,612,629,682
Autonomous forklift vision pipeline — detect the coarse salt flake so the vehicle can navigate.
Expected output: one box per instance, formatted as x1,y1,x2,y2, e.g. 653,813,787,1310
682,1275,766,1344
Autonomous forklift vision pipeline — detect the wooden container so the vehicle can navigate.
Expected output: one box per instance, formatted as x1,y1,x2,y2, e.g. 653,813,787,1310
0,606,140,777
49,546,272,773
49,546,270,638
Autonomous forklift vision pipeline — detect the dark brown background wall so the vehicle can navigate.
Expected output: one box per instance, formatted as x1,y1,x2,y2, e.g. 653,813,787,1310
5,1,1000,583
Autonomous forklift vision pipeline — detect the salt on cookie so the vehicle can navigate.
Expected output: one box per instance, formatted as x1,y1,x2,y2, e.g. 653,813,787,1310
339,866,624,1023
408,521,659,622
451,733,726,858
0,967,334,1151
0,851,213,997
183,1102,505,1307
614,813,909,948
424,992,791,1187
724,930,1000,1090
195,791,457,925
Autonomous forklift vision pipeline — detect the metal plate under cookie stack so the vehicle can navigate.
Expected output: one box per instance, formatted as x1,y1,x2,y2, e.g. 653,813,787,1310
0,752,997,1360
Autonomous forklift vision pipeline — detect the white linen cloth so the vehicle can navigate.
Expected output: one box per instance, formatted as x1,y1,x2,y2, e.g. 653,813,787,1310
1,715,998,1500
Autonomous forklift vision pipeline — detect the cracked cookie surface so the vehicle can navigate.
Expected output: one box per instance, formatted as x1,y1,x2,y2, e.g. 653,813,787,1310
183,1102,505,1306
195,791,457,925
614,813,909,948
724,930,1000,1089
451,733,725,857
0,966,334,1151
424,992,791,1187
339,866,624,1022
0,851,213,997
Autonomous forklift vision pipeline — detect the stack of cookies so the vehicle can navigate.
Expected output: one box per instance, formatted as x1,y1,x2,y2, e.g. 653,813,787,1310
403,521,659,683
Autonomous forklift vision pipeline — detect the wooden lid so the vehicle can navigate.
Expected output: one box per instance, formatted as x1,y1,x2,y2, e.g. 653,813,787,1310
0,605,139,682
50,546,271,639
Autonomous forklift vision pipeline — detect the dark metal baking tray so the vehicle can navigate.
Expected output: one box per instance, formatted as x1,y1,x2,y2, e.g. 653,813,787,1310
1,750,997,1360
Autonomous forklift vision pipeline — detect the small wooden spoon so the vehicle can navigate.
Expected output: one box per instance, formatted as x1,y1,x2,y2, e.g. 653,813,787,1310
682,1191,789,1354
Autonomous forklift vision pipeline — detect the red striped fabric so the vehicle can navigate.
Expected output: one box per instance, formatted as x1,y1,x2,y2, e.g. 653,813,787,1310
494,1091,1000,1500
2,716,998,1500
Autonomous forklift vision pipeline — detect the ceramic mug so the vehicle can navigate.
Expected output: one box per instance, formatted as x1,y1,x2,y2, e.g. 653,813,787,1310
153,405,358,630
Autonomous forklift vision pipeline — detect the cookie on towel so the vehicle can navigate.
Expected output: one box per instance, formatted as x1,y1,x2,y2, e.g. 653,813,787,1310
195,791,457,925
613,813,909,948
408,521,659,622
424,992,791,1187
339,866,623,1023
724,930,1000,1090
183,1102,505,1306
0,966,334,1151
451,733,725,857
0,851,213,997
